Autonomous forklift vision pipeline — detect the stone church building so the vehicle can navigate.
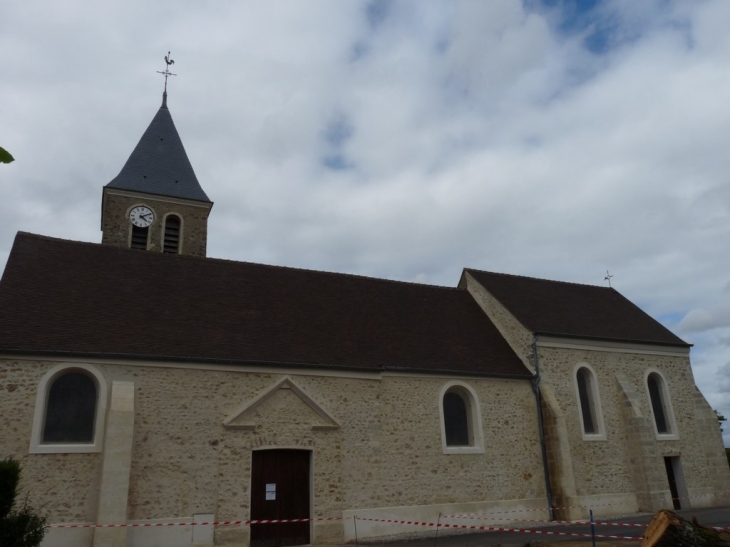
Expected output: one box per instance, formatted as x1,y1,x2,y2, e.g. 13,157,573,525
1,93,728,547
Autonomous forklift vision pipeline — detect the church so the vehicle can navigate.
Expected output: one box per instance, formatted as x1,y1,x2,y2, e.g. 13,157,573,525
1,88,728,547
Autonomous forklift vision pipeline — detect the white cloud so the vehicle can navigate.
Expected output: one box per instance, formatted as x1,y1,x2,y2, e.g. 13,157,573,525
679,305,730,333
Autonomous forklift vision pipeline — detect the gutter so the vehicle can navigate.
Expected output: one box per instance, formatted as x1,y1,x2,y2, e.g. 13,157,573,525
532,334,555,521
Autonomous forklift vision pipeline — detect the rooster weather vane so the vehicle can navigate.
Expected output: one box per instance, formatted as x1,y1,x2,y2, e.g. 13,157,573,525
157,51,177,103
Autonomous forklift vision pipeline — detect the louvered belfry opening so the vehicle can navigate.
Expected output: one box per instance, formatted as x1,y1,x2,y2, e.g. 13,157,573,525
130,226,148,250
163,215,181,253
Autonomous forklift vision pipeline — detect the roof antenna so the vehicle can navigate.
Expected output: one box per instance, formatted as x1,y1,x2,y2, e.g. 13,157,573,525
604,270,614,288
156,51,177,108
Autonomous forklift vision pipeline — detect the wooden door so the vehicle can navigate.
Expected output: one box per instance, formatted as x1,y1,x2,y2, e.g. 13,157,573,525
251,450,311,547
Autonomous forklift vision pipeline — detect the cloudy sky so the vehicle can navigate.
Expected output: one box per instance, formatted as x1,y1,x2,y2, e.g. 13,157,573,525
3,0,730,443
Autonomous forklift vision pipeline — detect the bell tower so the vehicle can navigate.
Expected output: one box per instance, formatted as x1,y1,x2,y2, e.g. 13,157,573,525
101,55,212,257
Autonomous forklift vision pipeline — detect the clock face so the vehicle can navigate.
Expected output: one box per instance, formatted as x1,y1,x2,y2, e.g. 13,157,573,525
129,206,154,228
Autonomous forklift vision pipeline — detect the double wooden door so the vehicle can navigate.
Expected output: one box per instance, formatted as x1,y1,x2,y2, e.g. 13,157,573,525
251,449,311,547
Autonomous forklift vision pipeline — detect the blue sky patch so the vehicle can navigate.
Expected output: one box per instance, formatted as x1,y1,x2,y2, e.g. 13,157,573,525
322,115,355,171
323,153,354,171
366,0,392,29
524,0,626,55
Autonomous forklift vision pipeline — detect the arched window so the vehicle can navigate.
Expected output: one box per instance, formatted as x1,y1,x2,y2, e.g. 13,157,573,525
43,372,97,443
163,214,181,254
30,364,107,453
130,225,149,250
646,371,676,437
573,364,606,440
443,391,470,446
438,382,484,454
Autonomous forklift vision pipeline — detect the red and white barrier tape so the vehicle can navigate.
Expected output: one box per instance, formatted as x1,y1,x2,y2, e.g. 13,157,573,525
45,506,730,533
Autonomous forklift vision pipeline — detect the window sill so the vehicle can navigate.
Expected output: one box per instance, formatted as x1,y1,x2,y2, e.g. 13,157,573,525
580,434,607,441
442,445,485,455
29,443,102,454
655,433,679,441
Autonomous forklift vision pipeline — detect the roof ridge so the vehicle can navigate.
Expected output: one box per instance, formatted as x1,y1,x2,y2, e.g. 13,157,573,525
464,267,612,291
14,232,465,292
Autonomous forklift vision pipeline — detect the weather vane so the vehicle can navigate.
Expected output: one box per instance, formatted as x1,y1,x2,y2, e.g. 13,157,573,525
157,51,177,105
604,270,614,288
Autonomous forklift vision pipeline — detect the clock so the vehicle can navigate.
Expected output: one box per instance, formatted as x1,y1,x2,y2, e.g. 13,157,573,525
129,206,154,228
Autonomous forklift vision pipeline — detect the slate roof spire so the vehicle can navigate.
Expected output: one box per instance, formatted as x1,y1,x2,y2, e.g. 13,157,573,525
105,99,210,202
105,54,210,203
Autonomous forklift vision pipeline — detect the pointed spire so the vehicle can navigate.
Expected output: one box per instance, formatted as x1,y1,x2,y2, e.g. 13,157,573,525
105,103,210,202
106,54,208,202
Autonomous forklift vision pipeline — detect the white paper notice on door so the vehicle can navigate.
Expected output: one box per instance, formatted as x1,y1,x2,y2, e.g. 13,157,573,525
265,483,276,501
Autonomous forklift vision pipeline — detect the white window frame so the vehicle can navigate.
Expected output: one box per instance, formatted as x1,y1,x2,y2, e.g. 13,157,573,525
438,381,485,455
29,363,108,454
645,368,679,440
572,363,607,441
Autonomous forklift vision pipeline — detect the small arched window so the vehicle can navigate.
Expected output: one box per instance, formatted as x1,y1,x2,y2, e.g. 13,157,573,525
30,364,107,453
439,382,484,454
573,364,606,440
43,372,97,443
163,215,181,254
647,372,676,437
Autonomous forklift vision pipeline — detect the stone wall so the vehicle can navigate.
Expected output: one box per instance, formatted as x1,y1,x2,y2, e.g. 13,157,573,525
0,359,103,524
535,342,730,513
0,358,546,547
101,190,211,257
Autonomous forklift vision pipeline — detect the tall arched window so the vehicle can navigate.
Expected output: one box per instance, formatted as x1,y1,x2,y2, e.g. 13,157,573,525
443,391,470,446
577,367,597,433
438,382,485,454
573,364,606,440
163,214,181,254
30,364,108,453
43,372,97,443
646,371,676,437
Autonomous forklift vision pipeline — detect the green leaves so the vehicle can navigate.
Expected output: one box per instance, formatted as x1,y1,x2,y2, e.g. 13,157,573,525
0,458,45,547
0,147,15,164
0,458,20,520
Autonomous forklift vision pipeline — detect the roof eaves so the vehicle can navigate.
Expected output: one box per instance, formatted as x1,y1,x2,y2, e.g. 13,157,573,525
532,330,692,348
104,185,213,205
0,348,533,379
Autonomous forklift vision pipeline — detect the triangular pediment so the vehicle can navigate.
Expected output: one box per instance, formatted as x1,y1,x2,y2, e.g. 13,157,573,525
223,377,339,431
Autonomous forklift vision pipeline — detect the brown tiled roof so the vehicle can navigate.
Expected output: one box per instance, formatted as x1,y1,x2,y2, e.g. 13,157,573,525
0,233,530,377
464,269,688,347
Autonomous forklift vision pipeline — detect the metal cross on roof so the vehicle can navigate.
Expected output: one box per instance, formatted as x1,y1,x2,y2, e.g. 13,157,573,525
604,270,614,287
157,51,177,101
